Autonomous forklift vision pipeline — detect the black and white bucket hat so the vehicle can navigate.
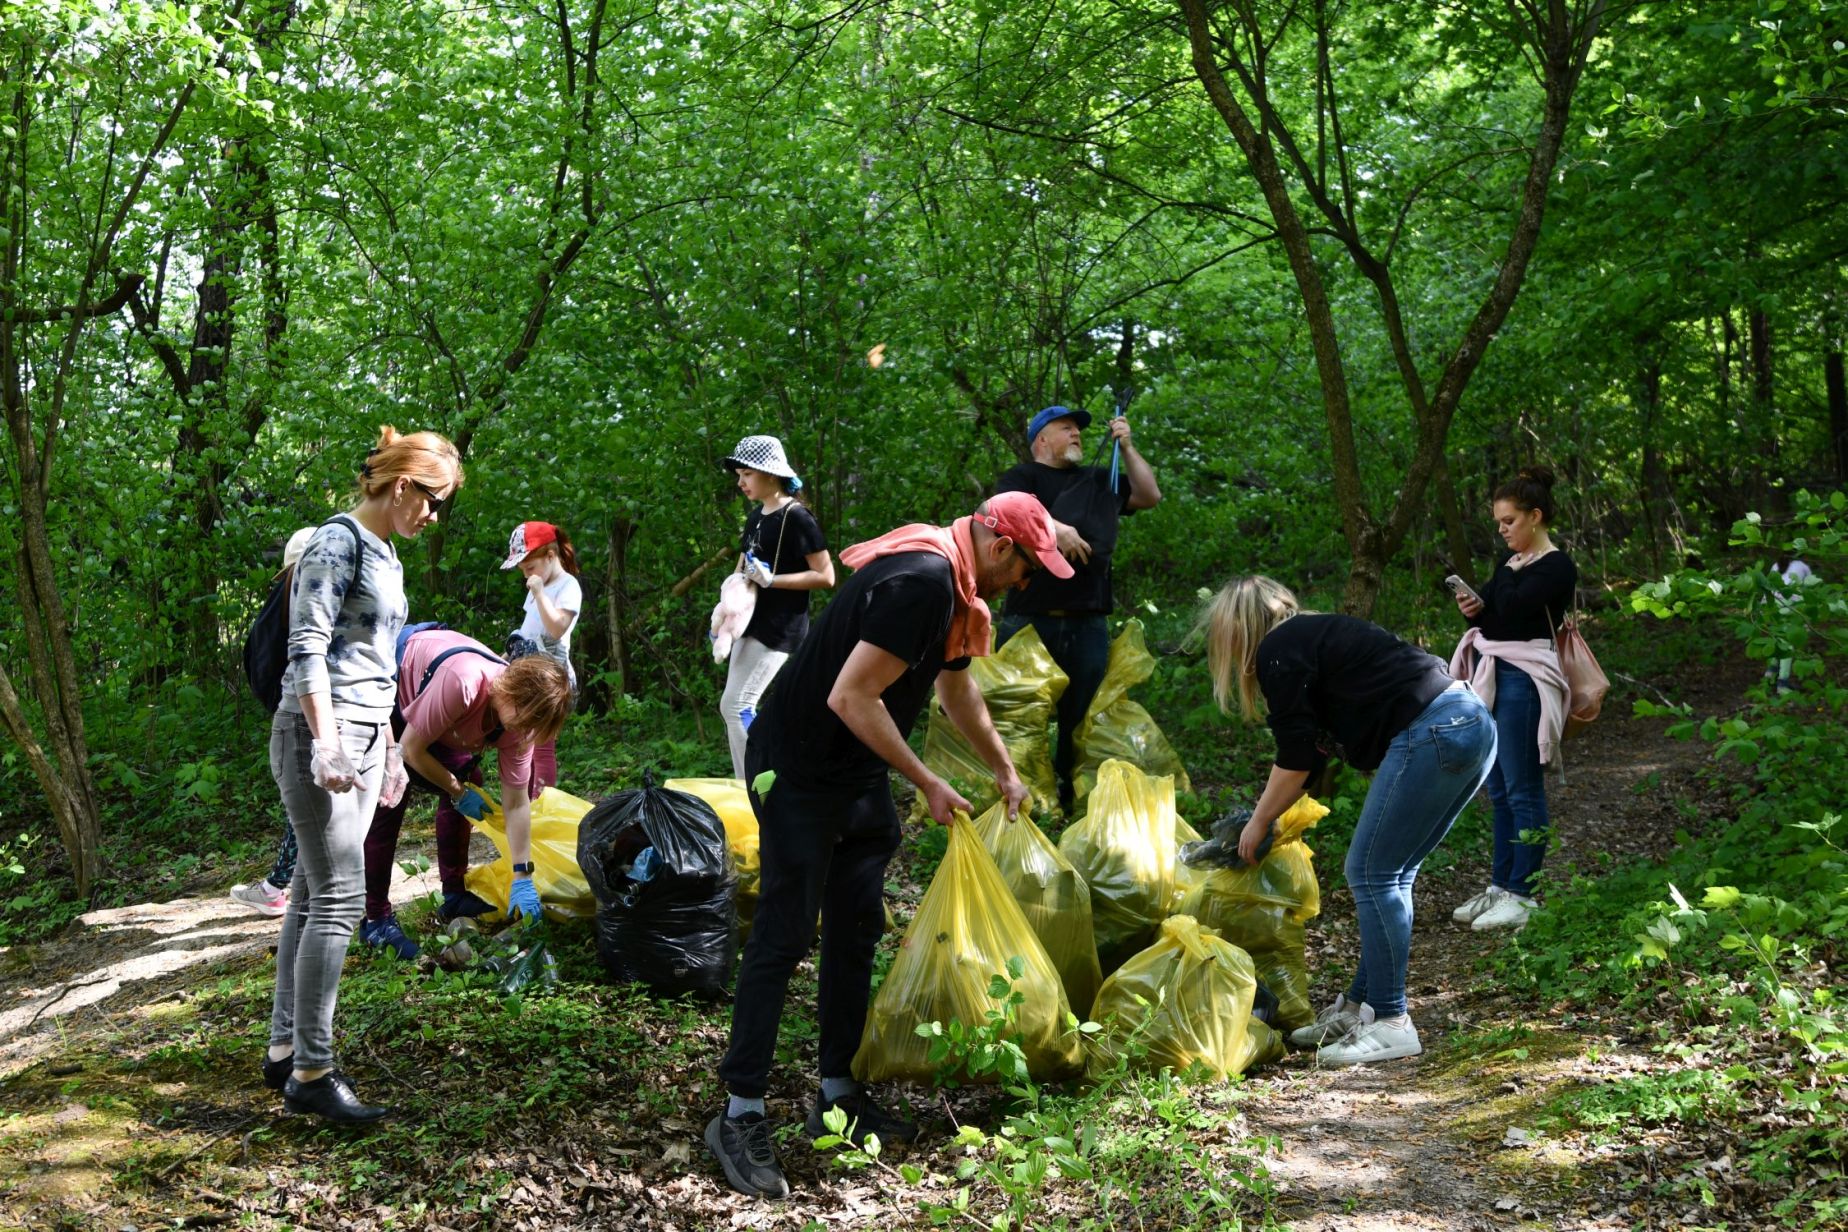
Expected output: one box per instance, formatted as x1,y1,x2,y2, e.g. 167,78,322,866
721,434,799,482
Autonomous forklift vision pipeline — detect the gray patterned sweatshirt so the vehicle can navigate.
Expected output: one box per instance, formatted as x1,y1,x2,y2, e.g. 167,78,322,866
278,515,407,722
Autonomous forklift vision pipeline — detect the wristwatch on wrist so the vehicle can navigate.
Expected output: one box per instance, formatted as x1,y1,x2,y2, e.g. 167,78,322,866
512,862,536,876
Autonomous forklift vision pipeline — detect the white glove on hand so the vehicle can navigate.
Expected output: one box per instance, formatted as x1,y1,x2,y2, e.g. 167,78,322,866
743,554,775,588
380,737,408,808
310,738,358,794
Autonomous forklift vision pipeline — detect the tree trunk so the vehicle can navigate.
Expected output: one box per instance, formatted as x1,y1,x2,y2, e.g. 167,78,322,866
607,515,634,699
1826,346,1847,482
1433,452,1474,587
1176,0,1606,615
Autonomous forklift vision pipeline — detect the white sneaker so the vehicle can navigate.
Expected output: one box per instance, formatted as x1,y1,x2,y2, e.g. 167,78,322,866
1451,885,1503,924
1288,993,1362,1048
1471,893,1537,931
1316,1005,1423,1066
230,880,287,917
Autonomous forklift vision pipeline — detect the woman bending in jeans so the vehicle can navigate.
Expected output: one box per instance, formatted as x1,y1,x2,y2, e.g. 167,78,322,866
1203,575,1496,1066
265,425,461,1123
1448,466,1576,933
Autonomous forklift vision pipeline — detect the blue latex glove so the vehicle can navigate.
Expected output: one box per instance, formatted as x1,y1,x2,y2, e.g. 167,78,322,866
508,875,542,921
454,786,489,821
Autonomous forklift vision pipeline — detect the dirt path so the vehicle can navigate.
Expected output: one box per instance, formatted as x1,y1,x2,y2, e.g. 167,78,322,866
1237,658,1756,1232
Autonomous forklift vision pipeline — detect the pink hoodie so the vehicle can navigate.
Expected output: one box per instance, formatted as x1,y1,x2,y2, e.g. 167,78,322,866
1449,629,1569,765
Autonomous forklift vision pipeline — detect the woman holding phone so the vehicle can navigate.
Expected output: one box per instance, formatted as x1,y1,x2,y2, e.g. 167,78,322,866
1448,466,1576,933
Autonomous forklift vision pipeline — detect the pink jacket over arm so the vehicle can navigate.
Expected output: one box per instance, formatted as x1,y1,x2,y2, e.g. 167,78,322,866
1449,628,1569,765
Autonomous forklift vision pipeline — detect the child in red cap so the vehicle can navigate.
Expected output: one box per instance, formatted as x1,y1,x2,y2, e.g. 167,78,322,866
503,521,581,787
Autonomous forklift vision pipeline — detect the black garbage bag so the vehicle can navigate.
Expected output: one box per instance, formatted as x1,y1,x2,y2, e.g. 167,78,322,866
578,773,738,999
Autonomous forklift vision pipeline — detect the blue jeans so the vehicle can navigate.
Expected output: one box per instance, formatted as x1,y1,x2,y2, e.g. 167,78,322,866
1343,685,1496,1017
1485,659,1549,898
995,612,1109,804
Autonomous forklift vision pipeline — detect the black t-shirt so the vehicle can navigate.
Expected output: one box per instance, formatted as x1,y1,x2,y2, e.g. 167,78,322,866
994,461,1134,616
751,552,972,789
1467,550,1577,642
739,503,828,653
1256,613,1454,773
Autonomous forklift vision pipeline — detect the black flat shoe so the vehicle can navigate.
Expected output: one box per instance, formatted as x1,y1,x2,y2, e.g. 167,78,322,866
262,1054,292,1092
282,1070,390,1124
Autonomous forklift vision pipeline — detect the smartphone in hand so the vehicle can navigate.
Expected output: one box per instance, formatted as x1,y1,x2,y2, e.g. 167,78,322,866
1443,574,1482,606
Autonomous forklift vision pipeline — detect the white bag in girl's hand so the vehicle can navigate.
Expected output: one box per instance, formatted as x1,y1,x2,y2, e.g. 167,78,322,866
709,571,757,662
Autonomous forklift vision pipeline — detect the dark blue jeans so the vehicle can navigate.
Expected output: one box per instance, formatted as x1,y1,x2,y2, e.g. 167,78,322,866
995,612,1109,804
1344,685,1496,1017
1485,658,1549,898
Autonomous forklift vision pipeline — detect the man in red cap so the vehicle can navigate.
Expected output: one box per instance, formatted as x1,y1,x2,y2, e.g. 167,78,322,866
704,493,1070,1200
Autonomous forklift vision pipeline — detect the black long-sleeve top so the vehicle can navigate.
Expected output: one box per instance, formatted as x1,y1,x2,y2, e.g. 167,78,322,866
1467,550,1577,642
1255,613,1453,773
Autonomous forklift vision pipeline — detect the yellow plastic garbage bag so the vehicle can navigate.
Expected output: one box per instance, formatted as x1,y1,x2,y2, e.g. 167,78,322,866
913,625,1069,822
1087,916,1275,1080
464,787,599,923
969,800,1103,1016
1072,620,1190,805
1058,759,1190,973
663,777,760,938
1179,796,1329,1030
854,819,1081,1084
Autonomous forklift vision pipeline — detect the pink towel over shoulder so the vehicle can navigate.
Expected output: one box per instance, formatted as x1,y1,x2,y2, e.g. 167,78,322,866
837,517,992,660
1449,628,1569,765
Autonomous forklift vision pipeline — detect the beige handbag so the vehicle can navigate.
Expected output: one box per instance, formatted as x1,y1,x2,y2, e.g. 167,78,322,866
1551,612,1609,739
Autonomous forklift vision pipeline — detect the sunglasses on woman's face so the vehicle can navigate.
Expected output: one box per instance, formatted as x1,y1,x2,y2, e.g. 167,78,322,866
410,480,453,516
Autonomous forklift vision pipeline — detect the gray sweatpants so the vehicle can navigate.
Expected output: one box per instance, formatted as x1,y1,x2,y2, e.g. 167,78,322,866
268,710,385,1069
721,635,789,781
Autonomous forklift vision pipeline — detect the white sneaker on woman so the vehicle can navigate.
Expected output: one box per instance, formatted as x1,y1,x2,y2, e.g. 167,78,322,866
1316,1005,1423,1066
1451,885,1503,924
229,880,287,917
1472,893,1537,931
1287,993,1362,1048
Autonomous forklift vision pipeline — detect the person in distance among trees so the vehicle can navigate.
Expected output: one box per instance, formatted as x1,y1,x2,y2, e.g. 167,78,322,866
1447,466,1577,935
703,492,1067,1200
502,521,583,790
716,435,834,781
993,404,1160,815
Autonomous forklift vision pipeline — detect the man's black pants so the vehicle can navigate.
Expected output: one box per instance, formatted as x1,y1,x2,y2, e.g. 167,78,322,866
717,742,901,1098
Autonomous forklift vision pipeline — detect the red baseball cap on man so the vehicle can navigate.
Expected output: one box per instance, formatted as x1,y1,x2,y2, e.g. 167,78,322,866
977,491,1074,580
501,521,559,569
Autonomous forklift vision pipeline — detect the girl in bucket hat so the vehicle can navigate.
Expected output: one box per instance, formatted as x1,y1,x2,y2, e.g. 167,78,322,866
502,521,582,789
718,436,835,779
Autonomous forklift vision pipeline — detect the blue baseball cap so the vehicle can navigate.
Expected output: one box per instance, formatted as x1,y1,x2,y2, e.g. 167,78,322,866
1027,405,1092,444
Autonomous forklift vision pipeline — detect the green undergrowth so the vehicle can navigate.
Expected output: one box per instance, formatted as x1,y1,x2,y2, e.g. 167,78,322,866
1488,496,1848,1226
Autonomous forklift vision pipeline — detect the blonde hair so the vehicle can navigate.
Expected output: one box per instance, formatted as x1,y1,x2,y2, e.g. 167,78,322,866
489,656,574,747
359,425,463,501
1202,575,1301,721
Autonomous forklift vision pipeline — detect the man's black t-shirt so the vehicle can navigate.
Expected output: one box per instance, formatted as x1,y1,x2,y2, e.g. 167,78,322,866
1256,613,1453,774
739,503,828,653
994,461,1133,616
751,552,972,789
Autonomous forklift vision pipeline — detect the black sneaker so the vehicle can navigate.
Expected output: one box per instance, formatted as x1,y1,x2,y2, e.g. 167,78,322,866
805,1088,918,1147
438,890,497,923
704,1110,789,1199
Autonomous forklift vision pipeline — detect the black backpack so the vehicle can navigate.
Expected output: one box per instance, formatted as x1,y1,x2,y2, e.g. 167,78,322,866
243,517,364,713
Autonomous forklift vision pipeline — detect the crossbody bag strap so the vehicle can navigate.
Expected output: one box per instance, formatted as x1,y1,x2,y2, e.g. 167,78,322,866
417,644,511,746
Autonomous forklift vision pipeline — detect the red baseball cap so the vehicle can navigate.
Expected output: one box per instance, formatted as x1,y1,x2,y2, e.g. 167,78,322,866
977,492,1074,579
501,521,559,569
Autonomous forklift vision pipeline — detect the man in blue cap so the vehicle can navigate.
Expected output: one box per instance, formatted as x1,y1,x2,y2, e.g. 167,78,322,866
994,405,1162,815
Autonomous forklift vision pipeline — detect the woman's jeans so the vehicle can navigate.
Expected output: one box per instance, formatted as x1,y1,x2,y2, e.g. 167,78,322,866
268,711,386,1069
720,636,789,781
1344,685,1496,1018
1485,658,1549,898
